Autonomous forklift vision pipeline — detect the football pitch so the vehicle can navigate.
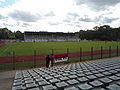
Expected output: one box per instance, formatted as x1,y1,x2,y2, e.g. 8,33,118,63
0,41,120,56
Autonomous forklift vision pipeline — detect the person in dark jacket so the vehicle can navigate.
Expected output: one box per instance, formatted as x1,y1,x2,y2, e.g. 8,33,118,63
50,54,54,67
46,55,50,68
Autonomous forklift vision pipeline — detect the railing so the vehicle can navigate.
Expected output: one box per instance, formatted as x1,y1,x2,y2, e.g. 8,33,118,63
0,46,120,71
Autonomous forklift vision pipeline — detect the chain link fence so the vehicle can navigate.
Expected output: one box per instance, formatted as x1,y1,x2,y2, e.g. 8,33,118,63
0,46,120,71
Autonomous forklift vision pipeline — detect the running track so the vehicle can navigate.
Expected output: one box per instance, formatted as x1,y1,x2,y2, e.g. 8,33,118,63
0,49,120,64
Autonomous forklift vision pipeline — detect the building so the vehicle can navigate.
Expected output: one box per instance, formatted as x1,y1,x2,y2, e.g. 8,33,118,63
24,31,79,42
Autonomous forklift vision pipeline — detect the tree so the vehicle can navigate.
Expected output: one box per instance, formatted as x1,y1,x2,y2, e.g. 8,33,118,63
15,31,24,40
0,28,15,39
79,25,120,41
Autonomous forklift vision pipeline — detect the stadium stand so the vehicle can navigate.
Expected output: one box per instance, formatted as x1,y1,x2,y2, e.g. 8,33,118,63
12,58,120,90
24,31,79,42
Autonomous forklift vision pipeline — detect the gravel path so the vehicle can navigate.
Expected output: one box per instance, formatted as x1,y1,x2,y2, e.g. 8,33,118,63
0,70,16,90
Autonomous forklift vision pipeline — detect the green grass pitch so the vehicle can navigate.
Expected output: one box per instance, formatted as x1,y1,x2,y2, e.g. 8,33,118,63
0,41,120,56
0,41,120,70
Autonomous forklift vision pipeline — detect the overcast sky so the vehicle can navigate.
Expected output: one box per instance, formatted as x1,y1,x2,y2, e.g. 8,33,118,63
0,0,120,32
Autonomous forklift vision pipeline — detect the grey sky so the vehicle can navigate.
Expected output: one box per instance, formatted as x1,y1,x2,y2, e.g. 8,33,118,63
9,10,41,22
0,0,120,32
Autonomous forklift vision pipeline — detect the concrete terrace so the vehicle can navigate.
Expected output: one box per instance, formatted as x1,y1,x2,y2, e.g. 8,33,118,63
1,57,120,90
12,57,120,90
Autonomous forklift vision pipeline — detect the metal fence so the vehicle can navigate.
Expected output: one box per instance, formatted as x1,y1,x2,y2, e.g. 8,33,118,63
0,46,120,71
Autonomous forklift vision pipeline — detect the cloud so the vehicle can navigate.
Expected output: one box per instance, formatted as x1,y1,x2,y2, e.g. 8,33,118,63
79,15,93,22
49,22,61,25
2,23,13,27
78,15,119,24
21,23,31,27
9,10,41,22
63,12,79,23
0,0,120,32
76,25,81,27
75,0,120,10
63,17,71,23
45,11,55,17
0,15,6,19
74,22,80,24
15,22,20,26
68,12,79,18
101,17,119,24
0,0,5,1
0,0,5,4
68,24,74,26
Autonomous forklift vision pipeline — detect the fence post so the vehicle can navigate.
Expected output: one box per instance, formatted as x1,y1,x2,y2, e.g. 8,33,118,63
13,51,15,70
80,47,82,61
34,50,36,68
52,49,54,55
109,46,111,57
117,46,118,56
67,48,69,63
91,47,93,60
101,46,103,59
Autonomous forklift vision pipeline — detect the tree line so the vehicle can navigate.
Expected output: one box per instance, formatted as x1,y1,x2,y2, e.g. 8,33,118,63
0,28,24,40
79,25,120,41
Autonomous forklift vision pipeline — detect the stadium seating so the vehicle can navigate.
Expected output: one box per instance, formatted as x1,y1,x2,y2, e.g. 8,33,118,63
12,58,120,90
24,31,79,42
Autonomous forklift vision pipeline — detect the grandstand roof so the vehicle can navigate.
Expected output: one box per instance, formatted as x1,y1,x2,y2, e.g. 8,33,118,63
24,31,78,36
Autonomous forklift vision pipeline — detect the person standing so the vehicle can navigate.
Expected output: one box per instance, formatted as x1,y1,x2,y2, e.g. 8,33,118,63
50,54,54,67
46,55,50,68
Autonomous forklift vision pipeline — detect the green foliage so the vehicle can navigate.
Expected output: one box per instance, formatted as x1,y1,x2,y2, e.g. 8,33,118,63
79,25,120,41
0,28,15,39
15,31,24,40
0,28,23,40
